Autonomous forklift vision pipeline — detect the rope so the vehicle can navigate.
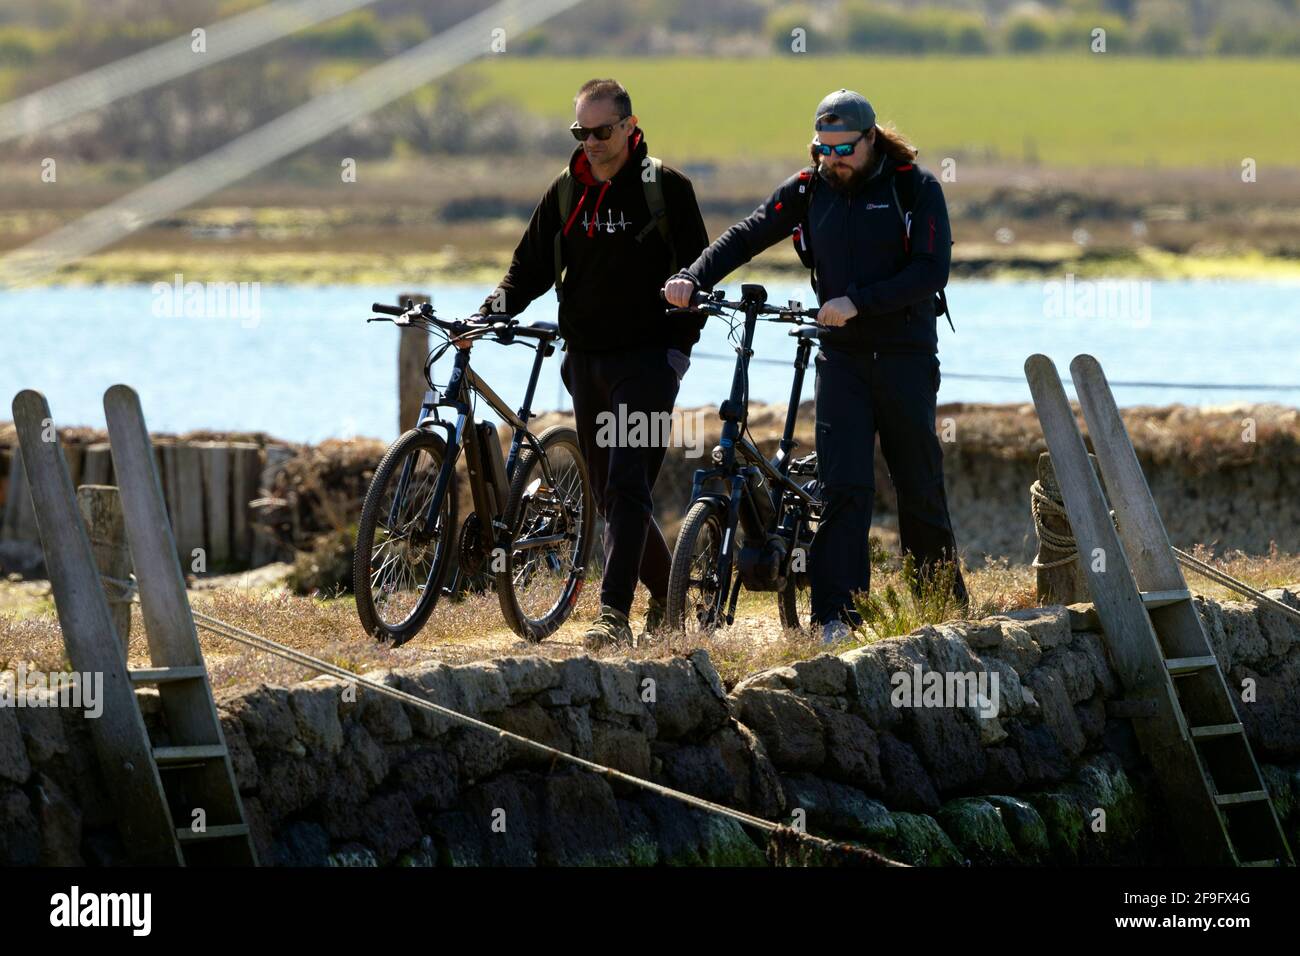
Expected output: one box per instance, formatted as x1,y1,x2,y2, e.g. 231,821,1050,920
1025,484,1300,624
101,575,903,867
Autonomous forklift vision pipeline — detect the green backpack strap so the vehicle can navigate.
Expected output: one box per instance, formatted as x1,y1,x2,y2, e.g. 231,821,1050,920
553,167,575,302
634,156,675,274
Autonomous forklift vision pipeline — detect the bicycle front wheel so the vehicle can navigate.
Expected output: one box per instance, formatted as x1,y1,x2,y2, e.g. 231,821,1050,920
666,498,729,635
353,429,457,645
496,426,594,641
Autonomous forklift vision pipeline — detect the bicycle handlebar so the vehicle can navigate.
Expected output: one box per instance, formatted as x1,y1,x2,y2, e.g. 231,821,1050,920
369,301,516,339
661,288,820,323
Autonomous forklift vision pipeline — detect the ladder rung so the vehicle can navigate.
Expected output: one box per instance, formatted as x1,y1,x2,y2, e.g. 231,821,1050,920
175,823,250,844
153,744,227,766
1214,790,1270,806
1165,656,1218,676
129,665,208,684
1241,858,1282,867
1190,723,1244,740
1141,588,1192,609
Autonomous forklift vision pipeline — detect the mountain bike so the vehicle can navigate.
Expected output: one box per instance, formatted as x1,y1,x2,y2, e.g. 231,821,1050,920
354,300,594,644
664,284,824,634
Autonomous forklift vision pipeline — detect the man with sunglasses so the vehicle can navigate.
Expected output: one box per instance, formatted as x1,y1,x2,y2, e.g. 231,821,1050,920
481,78,709,650
664,89,969,643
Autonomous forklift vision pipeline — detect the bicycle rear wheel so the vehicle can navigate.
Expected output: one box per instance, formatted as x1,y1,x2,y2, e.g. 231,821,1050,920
353,429,457,644
666,498,729,635
496,426,594,641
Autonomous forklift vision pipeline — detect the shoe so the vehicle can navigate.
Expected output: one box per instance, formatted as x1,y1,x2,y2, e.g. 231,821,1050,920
584,605,633,652
821,619,853,646
641,595,668,640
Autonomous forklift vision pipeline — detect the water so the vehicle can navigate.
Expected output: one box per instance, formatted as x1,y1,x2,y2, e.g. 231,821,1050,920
2,279,1297,444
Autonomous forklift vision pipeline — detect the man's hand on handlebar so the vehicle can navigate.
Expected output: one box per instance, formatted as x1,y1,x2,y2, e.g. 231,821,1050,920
816,296,857,328
663,275,698,309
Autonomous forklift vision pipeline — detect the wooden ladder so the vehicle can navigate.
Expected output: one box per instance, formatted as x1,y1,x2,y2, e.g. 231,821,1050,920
12,386,256,865
1025,354,1292,867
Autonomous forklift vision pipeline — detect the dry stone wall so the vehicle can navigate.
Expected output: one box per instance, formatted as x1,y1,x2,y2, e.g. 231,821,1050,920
3,589,1299,866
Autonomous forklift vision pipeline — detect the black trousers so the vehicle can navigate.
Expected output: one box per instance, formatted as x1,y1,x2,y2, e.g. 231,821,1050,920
809,347,968,626
561,347,680,617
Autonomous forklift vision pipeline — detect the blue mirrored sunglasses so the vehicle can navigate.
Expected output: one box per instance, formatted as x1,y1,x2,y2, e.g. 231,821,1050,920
812,132,866,157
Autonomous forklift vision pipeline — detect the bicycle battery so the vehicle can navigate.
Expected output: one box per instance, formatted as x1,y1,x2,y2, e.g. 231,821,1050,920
476,422,510,514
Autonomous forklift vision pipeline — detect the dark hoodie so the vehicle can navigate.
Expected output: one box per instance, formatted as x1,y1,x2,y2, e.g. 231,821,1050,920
480,128,709,354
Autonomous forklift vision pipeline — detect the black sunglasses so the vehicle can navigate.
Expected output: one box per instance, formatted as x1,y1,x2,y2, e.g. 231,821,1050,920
570,116,629,142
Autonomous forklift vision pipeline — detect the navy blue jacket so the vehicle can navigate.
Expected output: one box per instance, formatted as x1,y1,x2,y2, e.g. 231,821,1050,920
684,153,951,353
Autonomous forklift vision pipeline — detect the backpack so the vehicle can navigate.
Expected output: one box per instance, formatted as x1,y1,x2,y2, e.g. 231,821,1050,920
790,162,955,332
552,156,674,302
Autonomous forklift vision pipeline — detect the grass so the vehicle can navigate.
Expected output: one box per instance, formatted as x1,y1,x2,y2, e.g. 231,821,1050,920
471,55,1300,169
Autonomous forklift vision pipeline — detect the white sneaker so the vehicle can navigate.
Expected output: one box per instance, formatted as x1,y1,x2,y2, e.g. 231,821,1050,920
821,620,853,645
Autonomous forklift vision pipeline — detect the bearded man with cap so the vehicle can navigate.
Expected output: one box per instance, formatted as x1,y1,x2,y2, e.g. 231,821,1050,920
664,89,969,643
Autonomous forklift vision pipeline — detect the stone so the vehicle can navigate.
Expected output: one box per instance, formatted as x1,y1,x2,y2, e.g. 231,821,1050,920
1217,605,1270,668
841,643,905,732
1256,602,1300,658
1070,631,1121,698
490,701,571,766
791,654,848,697
1066,603,1101,632
225,684,297,753
0,784,41,865
781,774,896,844
590,722,652,778
731,687,824,771
1025,667,1086,759
902,704,987,793
397,835,438,867
463,775,540,866
1074,696,1107,747
15,695,69,764
257,754,321,824
495,656,560,702
812,702,883,794
696,813,766,866
556,656,601,704
31,772,83,866
592,661,651,726
1025,791,1089,863
445,725,508,783
429,811,484,866
999,605,1073,649
396,665,458,738
732,666,800,694
888,812,965,866
553,705,594,759
0,703,32,784
981,623,1043,676
393,748,459,811
982,746,1027,791
356,671,414,743
288,677,345,756
936,797,1017,865
448,661,511,716
274,820,331,866
687,650,728,702
639,657,728,740
877,733,940,812
1006,719,1070,784
359,792,423,865
536,771,627,866
985,795,1050,863
1045,647,1097,703
713,721,784,818
219,709,259,792
340,722,389,789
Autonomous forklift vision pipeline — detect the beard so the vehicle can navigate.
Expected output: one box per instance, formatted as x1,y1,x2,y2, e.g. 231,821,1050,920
819,158,874,194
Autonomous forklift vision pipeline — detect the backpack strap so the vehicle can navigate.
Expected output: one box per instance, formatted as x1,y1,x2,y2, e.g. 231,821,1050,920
891,162,955,333
634,156,676,274
787,166,819,295
553,167,576,302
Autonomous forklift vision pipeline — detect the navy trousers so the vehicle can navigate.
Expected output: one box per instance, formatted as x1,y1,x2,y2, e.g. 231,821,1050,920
809,347,968,625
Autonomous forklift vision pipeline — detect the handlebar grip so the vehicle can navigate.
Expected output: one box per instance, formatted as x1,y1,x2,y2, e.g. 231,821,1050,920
371,303,404,316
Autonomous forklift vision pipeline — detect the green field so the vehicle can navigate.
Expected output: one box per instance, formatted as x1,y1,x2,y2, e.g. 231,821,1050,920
472,55,1299,168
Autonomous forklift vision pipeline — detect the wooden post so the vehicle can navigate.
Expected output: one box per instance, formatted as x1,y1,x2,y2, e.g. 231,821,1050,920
251,444,293,566
81,441,114,487
11,389,182,865
228,442,260,568
196,442,232,571
2,444,39,542
398,292,431,434
76,484,133,654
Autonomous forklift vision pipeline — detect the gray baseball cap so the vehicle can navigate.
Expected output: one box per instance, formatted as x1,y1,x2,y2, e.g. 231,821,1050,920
814,89,876,132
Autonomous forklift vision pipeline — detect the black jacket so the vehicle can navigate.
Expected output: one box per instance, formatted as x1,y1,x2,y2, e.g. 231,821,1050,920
480,128,710,354
684,153,951,353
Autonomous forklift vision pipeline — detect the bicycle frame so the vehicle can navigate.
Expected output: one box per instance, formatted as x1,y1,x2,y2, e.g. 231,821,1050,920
388,331,556,603
686,294,821,624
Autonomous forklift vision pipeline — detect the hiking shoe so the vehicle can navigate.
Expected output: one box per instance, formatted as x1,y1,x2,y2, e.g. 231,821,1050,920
821,619,854,646
640,595,668,640
584,605,633,652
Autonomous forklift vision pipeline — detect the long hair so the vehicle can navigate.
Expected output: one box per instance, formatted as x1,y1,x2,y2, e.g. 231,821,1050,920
809,121,919,167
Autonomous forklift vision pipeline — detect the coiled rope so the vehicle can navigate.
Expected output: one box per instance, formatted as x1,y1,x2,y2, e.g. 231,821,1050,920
101,575,902,867
1027,484,1300,624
